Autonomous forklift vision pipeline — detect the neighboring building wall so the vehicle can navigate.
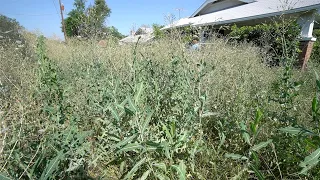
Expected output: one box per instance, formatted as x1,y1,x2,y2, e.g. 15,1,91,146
198,0,245,15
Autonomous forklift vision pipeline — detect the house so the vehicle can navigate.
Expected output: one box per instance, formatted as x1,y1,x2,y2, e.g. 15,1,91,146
119,27,154,44
163,0,320,69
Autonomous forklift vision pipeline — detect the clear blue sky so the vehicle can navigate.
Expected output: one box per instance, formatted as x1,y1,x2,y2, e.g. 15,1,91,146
1,0,202,39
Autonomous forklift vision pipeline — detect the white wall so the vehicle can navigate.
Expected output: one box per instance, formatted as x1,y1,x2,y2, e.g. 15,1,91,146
298,11,317,41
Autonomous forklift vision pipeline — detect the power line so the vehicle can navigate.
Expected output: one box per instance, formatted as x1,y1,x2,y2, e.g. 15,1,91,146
52,0,60,15
1,13,59,16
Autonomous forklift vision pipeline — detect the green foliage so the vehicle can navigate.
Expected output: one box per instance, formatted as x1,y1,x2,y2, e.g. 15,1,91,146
230,21,301,66
152,24,165,39
0,36,93,179
279,72,320,175
64,0,111,38
90,0,111,27
0,14,24,46
64,0,86,37
90,42,208,179
3,20,320,179
225,109,272,179
103,26,125,39
311,29,320,62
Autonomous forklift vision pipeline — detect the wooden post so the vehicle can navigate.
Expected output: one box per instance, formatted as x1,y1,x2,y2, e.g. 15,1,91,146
59,0,67,42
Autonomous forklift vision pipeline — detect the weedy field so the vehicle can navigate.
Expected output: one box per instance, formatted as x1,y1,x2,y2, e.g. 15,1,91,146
1,32,320,179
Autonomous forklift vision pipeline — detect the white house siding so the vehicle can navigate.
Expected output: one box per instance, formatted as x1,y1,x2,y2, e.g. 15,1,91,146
198,0,245,16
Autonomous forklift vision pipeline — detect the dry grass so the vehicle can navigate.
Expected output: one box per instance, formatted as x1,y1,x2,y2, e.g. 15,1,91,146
1,33,320,179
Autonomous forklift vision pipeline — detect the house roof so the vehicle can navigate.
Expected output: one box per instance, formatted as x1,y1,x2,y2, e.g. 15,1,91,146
119,34,154,44
191,0,256,17
135,27,153,35
119,27,154,44
163,0,320,29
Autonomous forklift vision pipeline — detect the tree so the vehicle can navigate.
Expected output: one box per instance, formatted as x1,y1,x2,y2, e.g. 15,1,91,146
0,14,23,46
104,26,125,39
64,0,86,37
63,0,111,38
91,0,111,27
152,24,165,39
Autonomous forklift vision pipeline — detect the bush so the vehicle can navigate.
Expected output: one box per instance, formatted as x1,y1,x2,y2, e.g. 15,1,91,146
229,21,301,66
310,29,320,62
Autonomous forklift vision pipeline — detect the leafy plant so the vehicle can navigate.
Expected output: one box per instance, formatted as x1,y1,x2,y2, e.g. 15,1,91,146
90,41,210,179
279,72,320,175
311,29,320,62
230,21,301,66
225,109,273,179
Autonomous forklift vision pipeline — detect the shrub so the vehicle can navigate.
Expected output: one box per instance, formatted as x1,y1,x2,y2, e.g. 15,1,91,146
229,21,301,66
310,29,320,62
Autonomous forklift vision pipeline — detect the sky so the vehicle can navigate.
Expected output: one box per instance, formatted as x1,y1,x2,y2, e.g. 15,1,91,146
1,0,203,39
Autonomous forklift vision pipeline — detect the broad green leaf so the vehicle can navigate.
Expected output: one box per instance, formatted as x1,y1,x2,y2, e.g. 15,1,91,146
154,172,170,180
162,142,171,159
300,163,318,175
107,133,121,142
170,121,176,138
145,141,161,151
250,122,256,136
252,151,261,167
316,71,320,90
134,82,144,104
312,97,318,113
218,132,226,150
120,160,126,174
191,139,200,158
225,153,248,161
153,162,167,172
117,143,143,153
161,123,173,143
140,110,154,136
127,96,137,114
251,109,263,135
240,122,251,145
279,127,315,136
299,148,320,174
109,106,120,121
123,157,146,179
171,161,187,180
255,109,263,125
124,107,135,116
250,164,265,180
178,131,188,143
40,151,64,180
0,173,11,180
251,139,273,152
317,80,320,91
140,169,151,180
114,135,137,149
200,112,219,118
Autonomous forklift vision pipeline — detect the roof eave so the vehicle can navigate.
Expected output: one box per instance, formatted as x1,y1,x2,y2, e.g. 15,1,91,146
191,0,216,18
191,0,256,18
193,4,320,27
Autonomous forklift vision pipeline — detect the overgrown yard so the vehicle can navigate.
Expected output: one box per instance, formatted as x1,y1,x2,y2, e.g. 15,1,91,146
1,33,320,179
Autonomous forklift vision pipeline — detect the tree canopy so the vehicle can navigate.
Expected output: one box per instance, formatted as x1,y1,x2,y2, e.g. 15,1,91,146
63,0,121,39
0,14,24,46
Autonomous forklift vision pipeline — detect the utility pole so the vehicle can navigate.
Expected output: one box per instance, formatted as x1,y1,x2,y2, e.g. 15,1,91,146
175,8,185,19
59,0,67,42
